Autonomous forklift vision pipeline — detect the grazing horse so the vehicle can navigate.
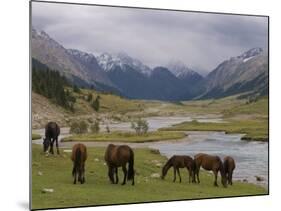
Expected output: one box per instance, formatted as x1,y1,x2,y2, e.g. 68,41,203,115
223,156,236,185
104,144,135,186
43,122,60,154
194,153,227,187
161,155,196,183
71,143,87,184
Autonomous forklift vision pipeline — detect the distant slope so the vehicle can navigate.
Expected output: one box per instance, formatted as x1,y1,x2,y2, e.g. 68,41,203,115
96,53,202,100
31,28,117,93
199,48,268,99
166,61,205,98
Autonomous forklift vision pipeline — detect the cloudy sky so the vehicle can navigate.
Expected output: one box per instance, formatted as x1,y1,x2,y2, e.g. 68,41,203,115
32,1,268,74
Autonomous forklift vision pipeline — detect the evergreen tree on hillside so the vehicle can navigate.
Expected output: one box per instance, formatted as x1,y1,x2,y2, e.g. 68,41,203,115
92,95,101,112
32,65,76,111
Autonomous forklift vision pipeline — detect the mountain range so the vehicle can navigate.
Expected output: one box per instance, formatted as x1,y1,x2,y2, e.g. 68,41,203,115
31,28,268,101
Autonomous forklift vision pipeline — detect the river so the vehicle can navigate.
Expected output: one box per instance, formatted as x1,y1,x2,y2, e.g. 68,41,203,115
32,115,268,188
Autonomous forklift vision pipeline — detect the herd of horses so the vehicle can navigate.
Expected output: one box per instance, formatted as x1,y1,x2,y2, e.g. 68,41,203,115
43,122,235,187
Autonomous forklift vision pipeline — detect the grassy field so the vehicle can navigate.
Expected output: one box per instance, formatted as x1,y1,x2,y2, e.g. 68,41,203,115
61,131,187,143
32,133,42,140
32,144,267,210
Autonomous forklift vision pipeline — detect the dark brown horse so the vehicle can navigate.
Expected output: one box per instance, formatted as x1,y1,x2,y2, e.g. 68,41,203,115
194,153,227,187
43,122,60,154
223,156,236,185
104,144,135,185
161,155,196,183
71,143,87,184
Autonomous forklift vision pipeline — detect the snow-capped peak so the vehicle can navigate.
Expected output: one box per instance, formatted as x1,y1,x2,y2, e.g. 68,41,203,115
32,27,62,49
97,52,151,75
166,60,198,78
238,47,263,60
67,48,95,61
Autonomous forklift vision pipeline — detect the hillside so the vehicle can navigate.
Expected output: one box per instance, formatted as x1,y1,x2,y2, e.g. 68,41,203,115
200,48,268,99
31,28,117,92
31,88,146,129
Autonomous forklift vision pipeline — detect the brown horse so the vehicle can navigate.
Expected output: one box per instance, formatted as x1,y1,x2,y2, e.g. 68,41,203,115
223,156,236,185
71,143,87,184
194,153,227,187
161,155,196,183
104,144,135,185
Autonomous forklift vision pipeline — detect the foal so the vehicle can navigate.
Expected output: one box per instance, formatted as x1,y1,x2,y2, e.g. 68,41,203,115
161,155,196,183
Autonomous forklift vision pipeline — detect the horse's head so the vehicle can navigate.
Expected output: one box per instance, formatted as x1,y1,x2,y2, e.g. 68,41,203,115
43,137,50,153
222,176,227,188
161,165,167,179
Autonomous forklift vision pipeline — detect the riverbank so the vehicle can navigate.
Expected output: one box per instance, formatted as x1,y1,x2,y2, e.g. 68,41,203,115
32,144,267,210
61,131,187,143
160,118,268,142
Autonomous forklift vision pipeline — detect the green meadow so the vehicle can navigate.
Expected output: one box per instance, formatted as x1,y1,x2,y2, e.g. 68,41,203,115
61,131,186,143
32,144,267,210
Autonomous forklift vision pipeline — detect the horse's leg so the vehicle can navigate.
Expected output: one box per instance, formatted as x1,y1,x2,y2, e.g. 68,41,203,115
173,167,176,182
230,171,233,185
213,170,218,187
121,165,127,185
81,164,85,184
176,168,181,183
49,139,54,154
108,167,114,184
226,172,230,185
132,171,135,186
56,137,60,155
187,167,191,183
196,166,200,183
115,168,119,184
73,166,77,184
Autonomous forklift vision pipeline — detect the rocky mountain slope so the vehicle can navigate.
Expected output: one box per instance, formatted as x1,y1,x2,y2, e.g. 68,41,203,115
200,48,268,99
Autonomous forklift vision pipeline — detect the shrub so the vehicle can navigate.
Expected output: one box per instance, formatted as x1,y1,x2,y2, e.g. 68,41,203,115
87,93,93,102
73,85,80,93
131,118,149,135
106,125,110,133
69,120,89,134
90,120,100,134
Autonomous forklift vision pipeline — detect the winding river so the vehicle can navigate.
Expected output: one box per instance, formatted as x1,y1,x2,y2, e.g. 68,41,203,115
32,115,268,188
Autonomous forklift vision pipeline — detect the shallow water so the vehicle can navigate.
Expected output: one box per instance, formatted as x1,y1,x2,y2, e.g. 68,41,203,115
105,115,225,132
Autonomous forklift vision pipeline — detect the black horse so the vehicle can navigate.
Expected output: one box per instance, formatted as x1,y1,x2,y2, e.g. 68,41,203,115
43,122,60,154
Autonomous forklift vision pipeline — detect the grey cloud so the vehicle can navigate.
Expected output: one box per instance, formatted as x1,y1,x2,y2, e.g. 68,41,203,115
32,2,268,72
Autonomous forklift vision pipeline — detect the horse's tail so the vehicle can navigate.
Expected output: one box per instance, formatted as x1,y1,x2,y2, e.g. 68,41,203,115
191,159,197,182
127,149,134,181
223,159,228,173
191,159,196,172
73,147,82,177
